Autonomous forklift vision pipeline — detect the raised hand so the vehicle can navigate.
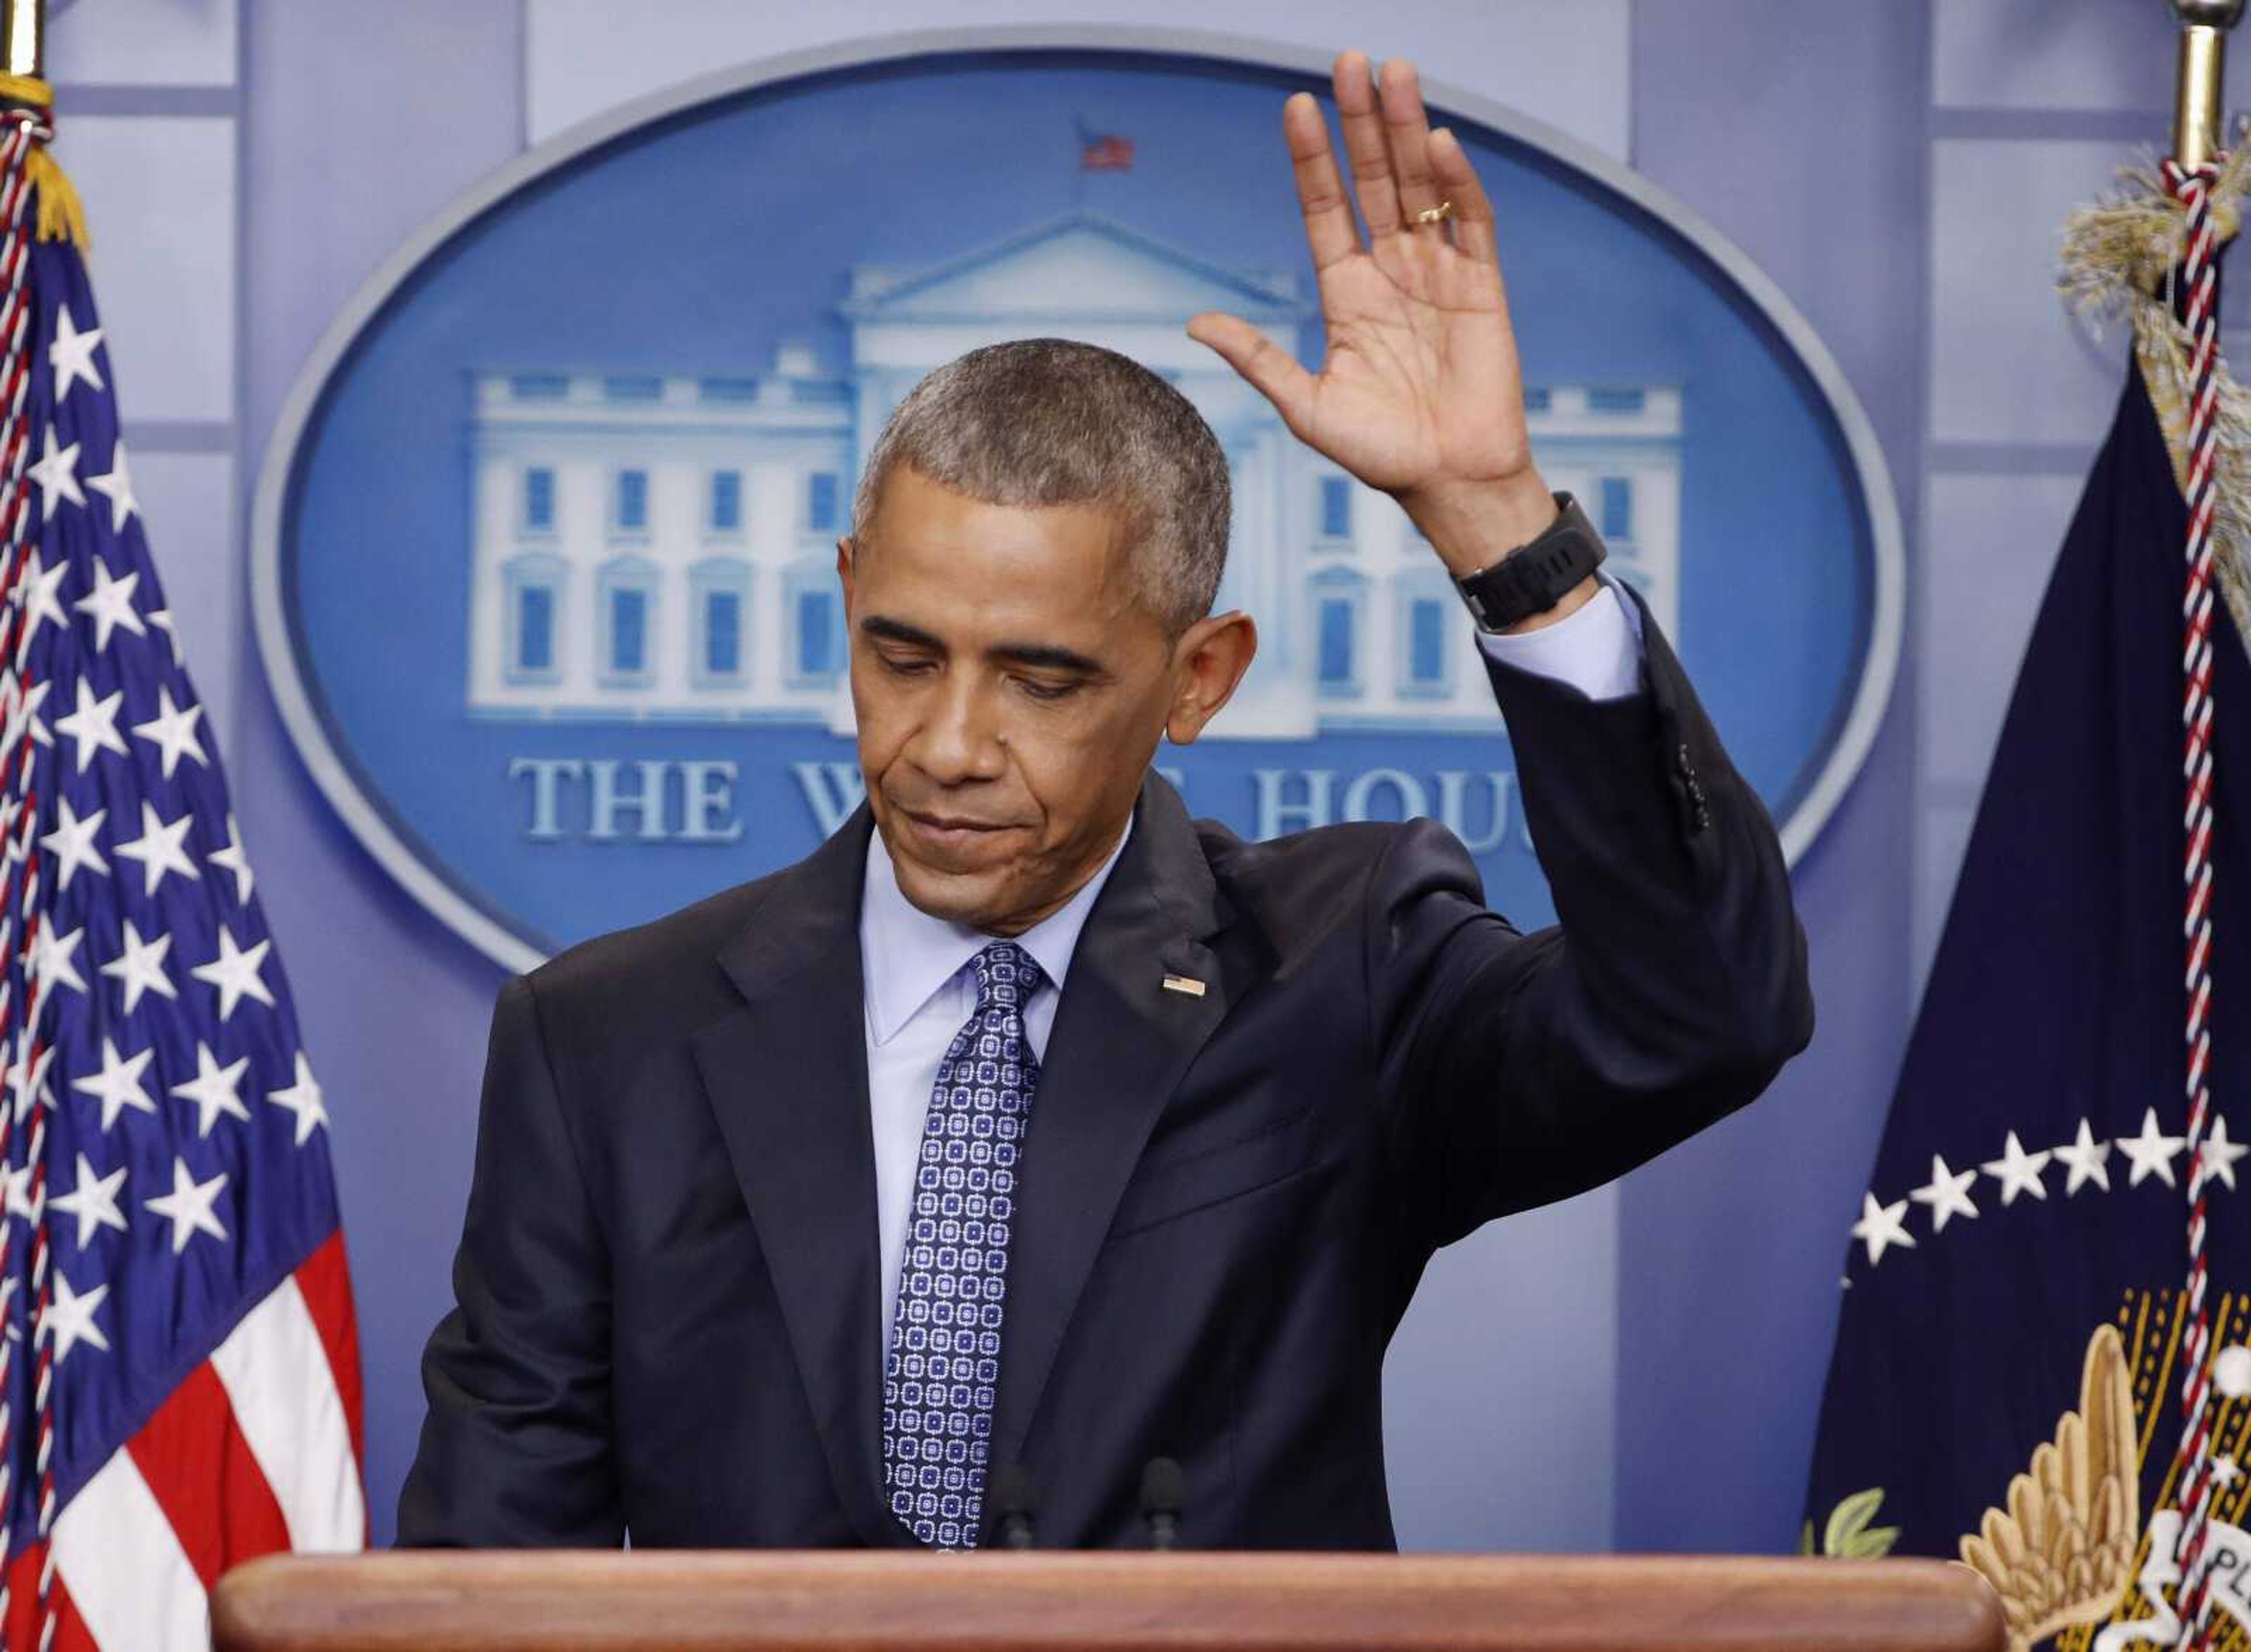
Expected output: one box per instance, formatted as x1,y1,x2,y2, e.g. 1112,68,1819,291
1186,51,1559,579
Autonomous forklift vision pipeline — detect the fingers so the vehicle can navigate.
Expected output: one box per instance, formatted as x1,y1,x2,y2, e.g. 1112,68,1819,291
1283,91,1362,273
1429,127,1499,267
1185,311,1318,437
1331,50,1400,239
1376,57,1443,226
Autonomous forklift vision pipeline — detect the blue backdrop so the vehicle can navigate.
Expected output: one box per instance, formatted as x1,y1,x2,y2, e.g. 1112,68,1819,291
277,50,1879,960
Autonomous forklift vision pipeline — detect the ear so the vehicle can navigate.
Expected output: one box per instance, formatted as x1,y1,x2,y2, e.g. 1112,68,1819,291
1164,609,1259,745
835,535,855,611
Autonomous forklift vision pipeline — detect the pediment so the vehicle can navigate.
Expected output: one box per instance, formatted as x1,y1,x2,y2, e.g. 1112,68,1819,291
844,212,1308,322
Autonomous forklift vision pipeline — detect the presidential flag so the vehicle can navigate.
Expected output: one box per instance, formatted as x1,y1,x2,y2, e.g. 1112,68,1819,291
1803,237,2251,1641
0,93,362,1651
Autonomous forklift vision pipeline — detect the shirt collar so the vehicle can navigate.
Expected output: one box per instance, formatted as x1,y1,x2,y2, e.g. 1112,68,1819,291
860,809,1135,1046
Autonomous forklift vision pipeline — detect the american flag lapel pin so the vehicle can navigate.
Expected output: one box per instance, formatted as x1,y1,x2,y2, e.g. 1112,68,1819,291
1161,973,1207,998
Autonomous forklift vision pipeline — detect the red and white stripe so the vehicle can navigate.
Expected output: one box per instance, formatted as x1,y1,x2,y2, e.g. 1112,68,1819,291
0,1233,364,1652
0,93,366,1652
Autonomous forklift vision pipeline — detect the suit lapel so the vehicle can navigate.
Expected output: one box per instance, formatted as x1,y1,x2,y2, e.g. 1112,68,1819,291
692,776,1233,1548
984,774,1232,1518
691,804,909,1548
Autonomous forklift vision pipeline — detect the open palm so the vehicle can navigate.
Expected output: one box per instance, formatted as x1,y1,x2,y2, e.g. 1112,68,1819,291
1187,52,1538,510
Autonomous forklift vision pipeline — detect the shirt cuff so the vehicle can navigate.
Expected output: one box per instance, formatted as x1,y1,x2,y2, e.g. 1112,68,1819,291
1472,571,1645,701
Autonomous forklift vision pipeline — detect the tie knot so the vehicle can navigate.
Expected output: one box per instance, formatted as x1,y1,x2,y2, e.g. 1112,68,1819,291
971,940,1042,1013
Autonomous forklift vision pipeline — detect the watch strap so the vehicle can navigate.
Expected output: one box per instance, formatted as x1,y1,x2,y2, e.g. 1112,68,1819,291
1454,491,1607,634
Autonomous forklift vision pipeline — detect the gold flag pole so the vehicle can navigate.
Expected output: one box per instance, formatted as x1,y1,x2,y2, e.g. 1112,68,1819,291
2157,8,2247,1651
0,0,86,250
0,0,36,85
2174,1,2244,172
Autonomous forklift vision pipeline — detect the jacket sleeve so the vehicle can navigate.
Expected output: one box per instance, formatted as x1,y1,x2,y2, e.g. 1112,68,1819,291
395,971,625,1546
1369,583,1814,1253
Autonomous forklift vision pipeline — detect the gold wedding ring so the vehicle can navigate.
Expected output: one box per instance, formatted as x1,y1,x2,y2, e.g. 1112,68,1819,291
1410,200,1456,225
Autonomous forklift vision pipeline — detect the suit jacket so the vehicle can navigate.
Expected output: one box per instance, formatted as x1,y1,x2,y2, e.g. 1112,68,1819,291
397,592,1813,1550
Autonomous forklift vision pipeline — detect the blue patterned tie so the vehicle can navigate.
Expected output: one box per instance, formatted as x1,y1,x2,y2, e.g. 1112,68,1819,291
882,940,1045,1548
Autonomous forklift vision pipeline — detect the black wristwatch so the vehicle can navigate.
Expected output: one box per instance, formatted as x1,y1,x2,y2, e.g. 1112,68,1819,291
1453,491,1607,634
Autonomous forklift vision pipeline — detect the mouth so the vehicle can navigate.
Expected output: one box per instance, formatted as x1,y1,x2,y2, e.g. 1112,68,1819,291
893,803,1025,862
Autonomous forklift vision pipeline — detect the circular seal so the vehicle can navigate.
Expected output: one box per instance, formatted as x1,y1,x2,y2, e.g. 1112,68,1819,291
252,29,1901,973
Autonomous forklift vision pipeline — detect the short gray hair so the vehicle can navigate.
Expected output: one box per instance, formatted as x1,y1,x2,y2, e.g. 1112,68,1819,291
849,338,1231,635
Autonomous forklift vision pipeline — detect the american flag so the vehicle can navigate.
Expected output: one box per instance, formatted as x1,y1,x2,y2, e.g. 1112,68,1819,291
1077,123,1134,171
0,103,363,1650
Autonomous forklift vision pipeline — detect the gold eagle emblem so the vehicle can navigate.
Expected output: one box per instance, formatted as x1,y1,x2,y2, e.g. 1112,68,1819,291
1957,1325,2139,1652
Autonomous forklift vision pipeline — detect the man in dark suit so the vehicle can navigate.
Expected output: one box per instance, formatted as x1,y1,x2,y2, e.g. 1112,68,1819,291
399,49,1812,1551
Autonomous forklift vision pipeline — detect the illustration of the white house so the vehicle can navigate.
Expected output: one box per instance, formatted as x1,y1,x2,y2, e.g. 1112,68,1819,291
465,210,1681,736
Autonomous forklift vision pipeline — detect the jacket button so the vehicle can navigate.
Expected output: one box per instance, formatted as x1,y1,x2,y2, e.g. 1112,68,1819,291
1691,804,1711,834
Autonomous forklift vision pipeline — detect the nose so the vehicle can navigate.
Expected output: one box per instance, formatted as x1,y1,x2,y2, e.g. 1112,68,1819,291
905,670,1008,786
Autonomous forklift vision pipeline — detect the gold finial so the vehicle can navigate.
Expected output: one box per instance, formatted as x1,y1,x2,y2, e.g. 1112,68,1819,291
0,0,83,253
2172,1,2245,171
0,0,38,84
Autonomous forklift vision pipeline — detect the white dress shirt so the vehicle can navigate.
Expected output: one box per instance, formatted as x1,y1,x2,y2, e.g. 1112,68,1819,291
1475,570,1644,700
857,572,1641,1347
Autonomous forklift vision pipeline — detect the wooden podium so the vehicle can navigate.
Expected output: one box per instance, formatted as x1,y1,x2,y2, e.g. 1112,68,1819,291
210,1551,2005,1651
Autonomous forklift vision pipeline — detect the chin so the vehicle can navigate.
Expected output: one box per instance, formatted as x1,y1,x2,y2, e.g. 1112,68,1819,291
890,857,1013,930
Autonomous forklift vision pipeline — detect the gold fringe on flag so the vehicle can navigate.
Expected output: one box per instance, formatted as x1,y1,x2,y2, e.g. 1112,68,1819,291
2060,125,2251,651
0,73,85,251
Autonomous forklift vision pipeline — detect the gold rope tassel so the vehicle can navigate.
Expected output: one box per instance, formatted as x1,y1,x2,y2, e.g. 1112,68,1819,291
0,73,86,251
2060,123,2251,651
